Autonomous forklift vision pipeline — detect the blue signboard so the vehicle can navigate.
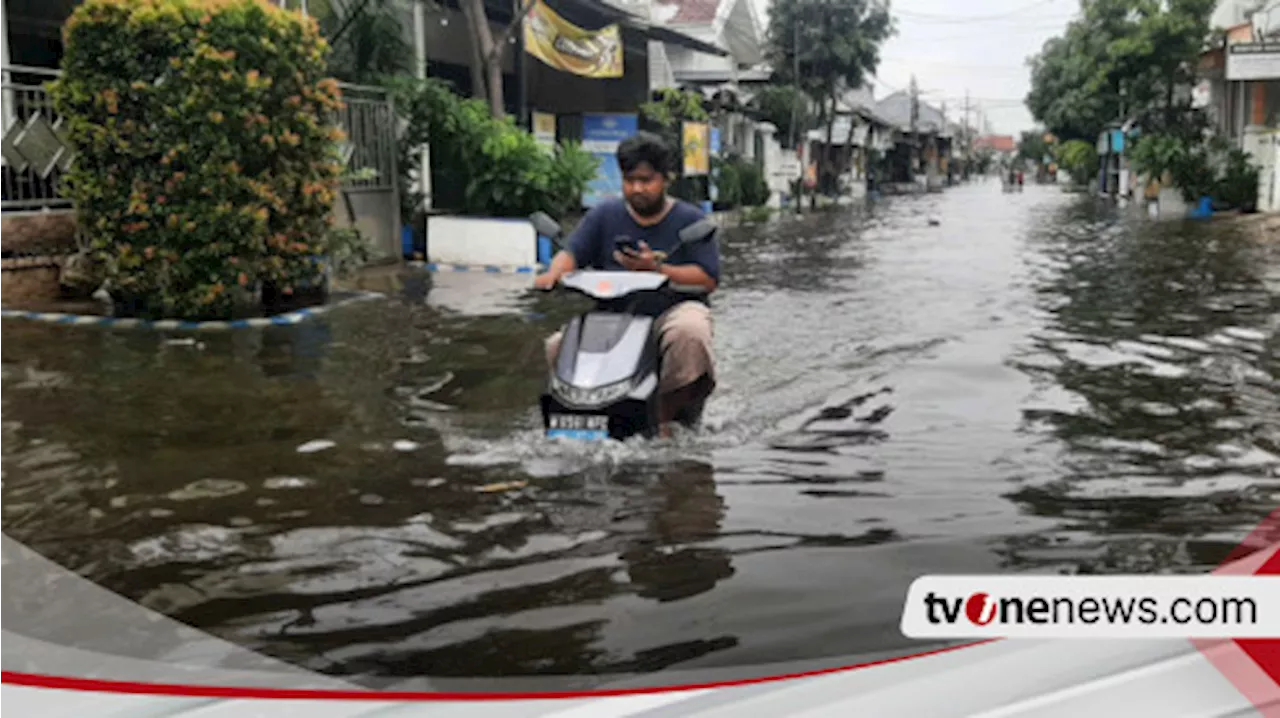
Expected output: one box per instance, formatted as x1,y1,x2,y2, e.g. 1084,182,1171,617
708,127,722,203
582,113,639,207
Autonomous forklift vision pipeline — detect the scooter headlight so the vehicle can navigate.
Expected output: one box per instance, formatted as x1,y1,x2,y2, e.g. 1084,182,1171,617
551,375,634,407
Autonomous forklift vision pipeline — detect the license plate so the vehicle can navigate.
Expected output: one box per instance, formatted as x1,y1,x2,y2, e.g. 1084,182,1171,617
547,413,608,439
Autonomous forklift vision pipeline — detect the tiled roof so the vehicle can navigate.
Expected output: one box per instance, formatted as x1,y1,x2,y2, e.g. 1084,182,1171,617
976,135,1016,152
660,0,720,24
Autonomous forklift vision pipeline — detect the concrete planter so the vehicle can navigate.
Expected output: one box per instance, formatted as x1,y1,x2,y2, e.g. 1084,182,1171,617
425,215,538,269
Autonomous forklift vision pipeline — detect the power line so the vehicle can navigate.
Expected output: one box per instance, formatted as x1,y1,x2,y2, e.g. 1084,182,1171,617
894,21,1077,42
878,57,1030,73
892,0,1070,24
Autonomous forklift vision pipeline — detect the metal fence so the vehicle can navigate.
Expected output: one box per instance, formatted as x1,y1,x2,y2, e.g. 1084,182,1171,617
1,65,73,212
1,65,400,220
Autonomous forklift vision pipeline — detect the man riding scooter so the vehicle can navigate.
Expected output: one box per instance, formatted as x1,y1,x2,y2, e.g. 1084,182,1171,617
533,131,720,438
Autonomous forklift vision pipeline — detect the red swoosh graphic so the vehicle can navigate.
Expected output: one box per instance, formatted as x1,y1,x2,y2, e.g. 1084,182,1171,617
2,640,993,701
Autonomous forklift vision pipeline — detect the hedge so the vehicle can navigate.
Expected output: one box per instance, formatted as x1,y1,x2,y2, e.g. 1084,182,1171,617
50,0,347,320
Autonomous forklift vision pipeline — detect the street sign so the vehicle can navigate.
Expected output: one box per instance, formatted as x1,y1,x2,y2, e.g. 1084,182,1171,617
1225,42,1280,81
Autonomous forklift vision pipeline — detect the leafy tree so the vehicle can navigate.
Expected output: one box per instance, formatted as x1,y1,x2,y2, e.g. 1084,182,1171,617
639,88,710,141
637,88,712,202
1025,0,1215,142
747,84,814,150
1018,130,1051,164
299,0,412,84
766,0,894,201
1055,139,1100,186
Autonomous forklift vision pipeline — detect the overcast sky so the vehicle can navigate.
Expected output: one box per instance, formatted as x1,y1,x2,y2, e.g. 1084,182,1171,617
751,0,1083,136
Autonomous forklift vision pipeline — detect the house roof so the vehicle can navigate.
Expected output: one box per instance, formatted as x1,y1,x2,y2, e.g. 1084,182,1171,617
663,0,720,23
975,135,1016,152
653,0,764,64
873,90,948,134
835,86,896,127
646,25,730,55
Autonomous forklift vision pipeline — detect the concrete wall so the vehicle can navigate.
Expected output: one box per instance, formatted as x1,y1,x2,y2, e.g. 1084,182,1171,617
0,261,62,306
333,189,402,263
1243,126,1280,213
1,210,76,255
425,215,537,267
759,127,801,209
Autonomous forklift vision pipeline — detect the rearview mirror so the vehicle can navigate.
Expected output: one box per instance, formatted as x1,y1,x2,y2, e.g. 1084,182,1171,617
678,219,717,245
529,211,562,240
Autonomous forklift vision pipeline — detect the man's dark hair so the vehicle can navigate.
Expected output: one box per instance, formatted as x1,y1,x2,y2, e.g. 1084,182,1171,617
617,131,677,175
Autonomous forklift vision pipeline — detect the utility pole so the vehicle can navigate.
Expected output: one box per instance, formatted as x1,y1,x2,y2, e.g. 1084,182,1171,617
514,0,528,129
940,99,947,186
0,0,12,141
909,75,919,183
789,14,803,214
963,89,971,178
413,0,433,214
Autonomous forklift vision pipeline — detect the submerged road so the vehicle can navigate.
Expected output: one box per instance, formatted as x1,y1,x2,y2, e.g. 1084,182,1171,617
4,182,1279,684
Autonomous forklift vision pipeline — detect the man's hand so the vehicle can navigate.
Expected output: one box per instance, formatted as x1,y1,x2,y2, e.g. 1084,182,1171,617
533,251,577,291
532,272,559,291
614,241,661,272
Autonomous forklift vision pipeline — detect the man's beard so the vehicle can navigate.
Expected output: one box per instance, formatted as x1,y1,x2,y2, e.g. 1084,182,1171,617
628,195,665,217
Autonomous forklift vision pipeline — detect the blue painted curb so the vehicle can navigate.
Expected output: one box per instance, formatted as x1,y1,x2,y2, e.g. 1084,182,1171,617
0,291,385,331
411,261,547,274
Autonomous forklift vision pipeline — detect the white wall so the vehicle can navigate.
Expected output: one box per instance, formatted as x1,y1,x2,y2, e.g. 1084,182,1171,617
1243,126,1280,212
426,216,537,267
758,126,800,208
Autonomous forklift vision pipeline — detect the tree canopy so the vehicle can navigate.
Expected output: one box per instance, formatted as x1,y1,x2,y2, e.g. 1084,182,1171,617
766,0,895,107
1025,0,1216,142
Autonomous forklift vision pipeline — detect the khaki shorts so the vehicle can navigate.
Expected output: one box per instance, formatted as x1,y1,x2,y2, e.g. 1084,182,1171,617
544,300,715,395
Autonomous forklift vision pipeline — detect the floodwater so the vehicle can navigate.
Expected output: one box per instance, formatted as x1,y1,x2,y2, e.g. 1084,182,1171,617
4,183,1279,683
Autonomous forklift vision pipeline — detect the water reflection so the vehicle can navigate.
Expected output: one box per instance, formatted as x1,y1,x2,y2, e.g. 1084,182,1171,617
1004,202,1280,573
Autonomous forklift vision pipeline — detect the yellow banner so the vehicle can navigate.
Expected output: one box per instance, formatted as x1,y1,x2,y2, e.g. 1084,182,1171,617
523,0,623,79
682,122,709,176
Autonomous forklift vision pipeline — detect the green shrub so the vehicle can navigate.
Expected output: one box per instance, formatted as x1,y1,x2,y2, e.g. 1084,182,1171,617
1216,147,1259,211
390,77,597,220
49,0,345,320
712,153,770,210
1055,139,1098,186
738,159,770,206
712,156,742,209
1131,133,1259,208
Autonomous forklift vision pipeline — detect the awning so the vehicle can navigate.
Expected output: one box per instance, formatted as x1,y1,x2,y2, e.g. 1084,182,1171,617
566,0,730,57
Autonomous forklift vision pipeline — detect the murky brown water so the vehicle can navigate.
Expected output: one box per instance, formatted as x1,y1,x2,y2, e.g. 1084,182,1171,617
4,183,1279,680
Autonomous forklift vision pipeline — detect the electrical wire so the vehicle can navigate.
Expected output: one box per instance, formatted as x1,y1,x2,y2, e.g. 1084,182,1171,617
891,0,1068,24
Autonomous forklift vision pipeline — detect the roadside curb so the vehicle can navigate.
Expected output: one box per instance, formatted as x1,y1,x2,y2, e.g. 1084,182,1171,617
410,261,547,274
0,291,386,331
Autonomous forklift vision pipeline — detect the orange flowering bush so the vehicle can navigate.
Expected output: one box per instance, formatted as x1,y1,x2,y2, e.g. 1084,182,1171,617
50,0,345,319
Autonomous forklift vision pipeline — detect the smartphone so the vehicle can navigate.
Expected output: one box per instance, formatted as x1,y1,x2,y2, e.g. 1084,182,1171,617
613,236,640,254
